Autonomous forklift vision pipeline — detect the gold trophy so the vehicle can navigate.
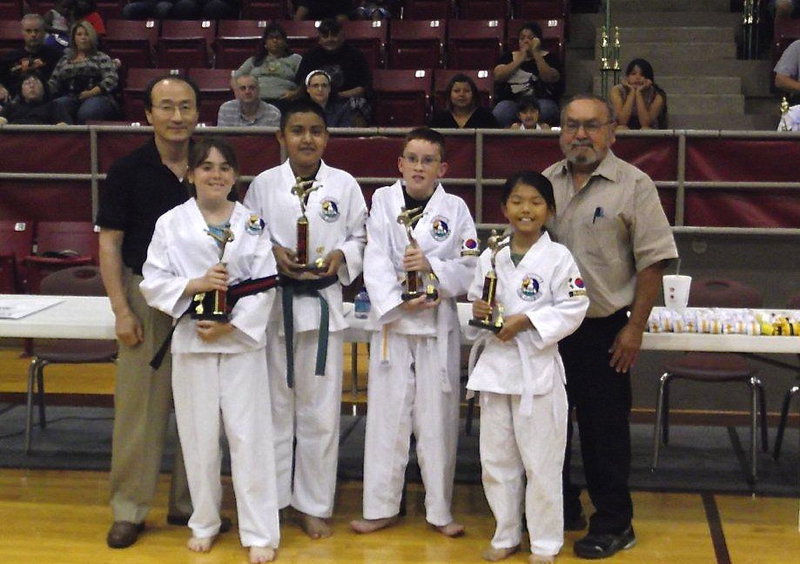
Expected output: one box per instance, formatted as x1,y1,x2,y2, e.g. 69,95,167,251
780,96,791,131
469,230,510,332
291,176,326,271
191,227,235,321
396,206,438,301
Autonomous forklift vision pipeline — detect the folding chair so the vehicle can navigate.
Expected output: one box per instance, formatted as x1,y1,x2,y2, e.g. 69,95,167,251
23,221,99,293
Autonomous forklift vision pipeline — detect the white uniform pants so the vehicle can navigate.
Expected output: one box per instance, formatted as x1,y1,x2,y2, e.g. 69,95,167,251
267,329,343,518
172,350,279,548
479,388,567,556
362,331,460,526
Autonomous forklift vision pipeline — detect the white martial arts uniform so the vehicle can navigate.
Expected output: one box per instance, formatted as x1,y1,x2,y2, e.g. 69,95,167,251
244,159,367,518
140,199,280,549
466,231,588,556
361,180,479,526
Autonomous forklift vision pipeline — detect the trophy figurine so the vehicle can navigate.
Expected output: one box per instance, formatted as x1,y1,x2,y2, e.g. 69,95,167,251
469,230,510,332
291,176,323,271
192,227,235,321
397,206,435,301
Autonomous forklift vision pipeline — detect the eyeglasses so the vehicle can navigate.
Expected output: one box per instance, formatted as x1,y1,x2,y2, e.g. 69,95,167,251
153,102,196,114
562,120,611,134
403,154,440,167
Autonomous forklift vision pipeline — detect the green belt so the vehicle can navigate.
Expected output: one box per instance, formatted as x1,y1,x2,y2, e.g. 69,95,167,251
280,275,337,388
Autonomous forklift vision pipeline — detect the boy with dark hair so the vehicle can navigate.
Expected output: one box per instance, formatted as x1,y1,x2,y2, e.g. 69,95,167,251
244,98,367,540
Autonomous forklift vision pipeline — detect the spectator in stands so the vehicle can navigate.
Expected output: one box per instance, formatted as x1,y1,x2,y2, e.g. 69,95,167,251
429,73,498,129
610,58,667,130
303,69,353,127
353,0,396,20
44,0,74,51
509,95,550,130
294,0,352,21
0,72,58,125
492,21,562,127
74,0,106,36
0,14,63,105
774,38,800,105
49,20,119,124
217,74,280,127
294,18,372,126
234,22,302,112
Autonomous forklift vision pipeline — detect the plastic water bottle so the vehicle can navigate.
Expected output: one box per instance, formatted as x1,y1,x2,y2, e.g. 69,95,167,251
354,288,370,319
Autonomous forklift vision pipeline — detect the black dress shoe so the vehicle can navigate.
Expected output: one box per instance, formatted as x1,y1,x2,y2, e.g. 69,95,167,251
574,526,636,559
106,521,145,549
564,512,588,531
167,514,233,533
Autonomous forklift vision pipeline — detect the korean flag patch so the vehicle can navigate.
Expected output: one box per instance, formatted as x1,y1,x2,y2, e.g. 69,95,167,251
461,238,480,256
568,277,587,297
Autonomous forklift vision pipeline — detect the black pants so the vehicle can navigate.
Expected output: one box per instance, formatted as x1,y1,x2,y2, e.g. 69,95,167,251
560,309,633,535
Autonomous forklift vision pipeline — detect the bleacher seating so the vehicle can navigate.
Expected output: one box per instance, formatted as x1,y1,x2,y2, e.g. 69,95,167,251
280,20,320,55
459,0,510,19
446,19,505,70
0,0,21,20
214,20,267,69
157,20,216,69
512,0,567,19
342,20,388,70
401,0,455,20
0,19,19,58
103,19,159,71
388,19,446,69
240,0,290,19
507,18,565,65
372,68,433,126
0,220,33,294
186,67,235,125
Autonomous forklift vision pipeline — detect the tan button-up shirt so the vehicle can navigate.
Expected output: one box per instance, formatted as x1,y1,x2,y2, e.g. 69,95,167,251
543,151,678,318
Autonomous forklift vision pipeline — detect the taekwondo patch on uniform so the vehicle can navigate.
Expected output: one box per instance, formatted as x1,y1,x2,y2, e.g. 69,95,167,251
568,277,587,297
461,238,480,256
319,198,340,222
430,216,450,241
518,273,544,301
245,214,265,235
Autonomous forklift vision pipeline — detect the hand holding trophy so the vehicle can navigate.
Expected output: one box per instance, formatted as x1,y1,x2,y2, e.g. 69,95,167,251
469,230,510,332
291,176,326,272
191,227,235,321
397,206,438,301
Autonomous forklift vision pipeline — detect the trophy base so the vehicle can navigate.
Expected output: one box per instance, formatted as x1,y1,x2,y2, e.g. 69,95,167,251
425,288,439,301
401,291,422,301
190,311,230,322
468,318,502,333
298,264,327,273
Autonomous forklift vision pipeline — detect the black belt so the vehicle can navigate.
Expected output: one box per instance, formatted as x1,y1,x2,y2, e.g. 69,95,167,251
149,274,280,369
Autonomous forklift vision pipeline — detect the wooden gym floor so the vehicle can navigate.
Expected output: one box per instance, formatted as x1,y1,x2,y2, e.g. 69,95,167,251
0,347,799,563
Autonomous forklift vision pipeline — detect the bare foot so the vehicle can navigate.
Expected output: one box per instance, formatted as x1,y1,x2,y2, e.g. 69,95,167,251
529,554,554,564
249,546,276,563
482,545,520,561
350,516,400,534
299,513,332,539
435,521,465,537
187,535,215,553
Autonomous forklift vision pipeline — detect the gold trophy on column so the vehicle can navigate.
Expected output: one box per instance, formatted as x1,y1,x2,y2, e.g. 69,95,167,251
291,176,326,271
469,230,510,332
192,227,235,321
396,206,438,301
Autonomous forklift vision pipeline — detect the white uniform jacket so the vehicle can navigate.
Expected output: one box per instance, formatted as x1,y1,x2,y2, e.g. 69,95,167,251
466,232,589,413
140,199,277,353
244,159,367,334
363,180,479,336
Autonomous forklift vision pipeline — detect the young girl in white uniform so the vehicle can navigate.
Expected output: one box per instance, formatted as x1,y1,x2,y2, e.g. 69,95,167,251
467,171,588,564
351,128,479,537
140,137,280,564
244,100,367,539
